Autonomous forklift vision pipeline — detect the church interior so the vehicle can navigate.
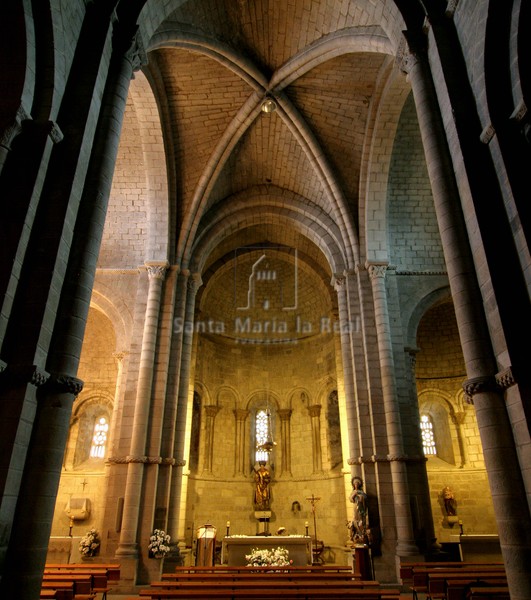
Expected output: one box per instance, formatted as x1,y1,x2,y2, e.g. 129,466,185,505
0,1,530,599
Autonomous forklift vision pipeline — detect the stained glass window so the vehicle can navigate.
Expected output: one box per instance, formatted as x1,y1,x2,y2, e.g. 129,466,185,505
90,416,109,458
255,409,270,463
420,414,436,455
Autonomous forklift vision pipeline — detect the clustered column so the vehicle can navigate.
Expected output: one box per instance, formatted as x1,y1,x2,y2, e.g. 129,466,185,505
116,261,168,558
402,39,531,598
367,263,418,556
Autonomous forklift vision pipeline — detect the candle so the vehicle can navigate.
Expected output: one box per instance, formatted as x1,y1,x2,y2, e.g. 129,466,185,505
226,521,230,528
305,521,308,527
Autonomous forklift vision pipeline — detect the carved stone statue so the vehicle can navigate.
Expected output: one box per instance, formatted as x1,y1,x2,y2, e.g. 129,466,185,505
348,476,369,544
442,486,457,516
253,461,271,509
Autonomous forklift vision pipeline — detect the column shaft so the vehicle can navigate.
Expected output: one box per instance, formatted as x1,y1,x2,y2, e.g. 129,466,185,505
368,264,418,556
405,42,531,597
116,263,168,557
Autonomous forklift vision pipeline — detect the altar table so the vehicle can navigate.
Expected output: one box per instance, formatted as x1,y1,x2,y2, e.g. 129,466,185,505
221,535,312,566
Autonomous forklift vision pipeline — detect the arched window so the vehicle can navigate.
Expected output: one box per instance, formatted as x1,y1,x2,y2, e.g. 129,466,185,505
89,416,109,458
255,409,270,463
420,414,437,455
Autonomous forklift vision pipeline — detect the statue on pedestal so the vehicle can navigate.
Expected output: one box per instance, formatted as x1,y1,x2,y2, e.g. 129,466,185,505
253,461,271,509
348,476,369,545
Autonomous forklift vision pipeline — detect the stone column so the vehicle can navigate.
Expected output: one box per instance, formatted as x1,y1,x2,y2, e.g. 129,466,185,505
401,40,531,598
367,263,418,556
115,262,169,559
277,408,292,477
108,351,128,456
332,275,361,466
203,405,221,474
234,409,249,476
0,374,83,599
308,405,323,474
404,346,438,551
168,273,202,543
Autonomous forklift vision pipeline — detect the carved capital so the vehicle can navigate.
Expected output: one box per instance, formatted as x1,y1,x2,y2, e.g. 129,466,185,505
146,261,169,281
233,408,249,421
331,275,345,292
46,373,84,396
462,375,497,402
277,408,293,421
367,263,388,280
112,351,129,363
308,404,321,418
511,100,527,122
445,0,460,17
114,27,147,74
204,404,220,418
0,104,32,150
495,366,517,390
480,123,495,144
187,273,203,293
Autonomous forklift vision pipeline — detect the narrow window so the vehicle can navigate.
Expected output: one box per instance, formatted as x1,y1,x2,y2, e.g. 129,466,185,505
420,414,436,455
90,417,109,458
255,409,270,463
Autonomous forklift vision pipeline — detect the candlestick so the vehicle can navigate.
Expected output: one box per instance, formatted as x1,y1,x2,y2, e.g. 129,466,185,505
226,521,230,536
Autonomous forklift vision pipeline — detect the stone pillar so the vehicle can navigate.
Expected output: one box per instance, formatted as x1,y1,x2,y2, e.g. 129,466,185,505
167,273,202,544
308,405,323,474
332,275,361,466
203,405,221,474
234,409,250,476
367,263,418,557
0,374,83,600
404,346,438,552
108,351,128,457
278,408,292,477
115,262,169,560
401,40,531,598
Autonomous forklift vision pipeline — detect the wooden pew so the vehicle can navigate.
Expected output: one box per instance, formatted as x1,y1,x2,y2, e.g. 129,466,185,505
41,581,74,600
446,578,508,600
467,586,510,599
426,569,507,599
42,573,98,599
161,572,362,583
138,588,400,600
45,563,121,581
401,563,506,600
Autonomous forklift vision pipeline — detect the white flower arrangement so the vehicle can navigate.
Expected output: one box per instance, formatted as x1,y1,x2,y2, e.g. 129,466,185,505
245,546,292,567
148,528,171,558
79,528,100,557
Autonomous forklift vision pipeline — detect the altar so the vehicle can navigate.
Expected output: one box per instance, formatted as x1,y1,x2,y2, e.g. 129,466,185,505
221,536,312,566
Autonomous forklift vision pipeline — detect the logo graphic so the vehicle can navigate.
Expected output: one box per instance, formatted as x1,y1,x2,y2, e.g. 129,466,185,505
235,247,298,312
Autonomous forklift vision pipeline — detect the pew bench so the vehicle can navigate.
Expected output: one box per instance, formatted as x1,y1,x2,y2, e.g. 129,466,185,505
466,586,510,599
161,572,362,583
138,588,400,599
427,570,507,600
45,563,121,582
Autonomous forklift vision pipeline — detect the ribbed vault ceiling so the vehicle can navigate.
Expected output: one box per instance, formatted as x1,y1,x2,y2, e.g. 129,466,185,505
136,0,404,340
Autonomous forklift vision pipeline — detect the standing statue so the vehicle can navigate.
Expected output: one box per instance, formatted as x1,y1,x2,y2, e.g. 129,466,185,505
348,476,369,544
442,486,457,516
253,461,271,509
